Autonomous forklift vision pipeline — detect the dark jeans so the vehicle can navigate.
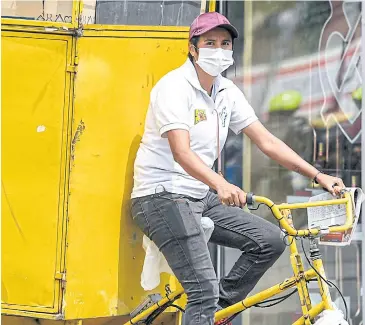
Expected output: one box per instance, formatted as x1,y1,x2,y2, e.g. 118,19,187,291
131,191,286,325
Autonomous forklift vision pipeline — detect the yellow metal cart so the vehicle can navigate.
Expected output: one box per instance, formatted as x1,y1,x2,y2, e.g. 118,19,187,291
1,1,216,323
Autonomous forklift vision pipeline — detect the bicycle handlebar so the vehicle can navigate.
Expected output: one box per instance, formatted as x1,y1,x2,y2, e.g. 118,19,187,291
246,191,353,237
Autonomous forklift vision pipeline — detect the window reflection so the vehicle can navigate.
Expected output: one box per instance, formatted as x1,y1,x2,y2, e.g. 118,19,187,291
225,1,362,324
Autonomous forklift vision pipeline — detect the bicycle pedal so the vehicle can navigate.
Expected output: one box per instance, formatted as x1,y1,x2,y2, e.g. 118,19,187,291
129,293,163,320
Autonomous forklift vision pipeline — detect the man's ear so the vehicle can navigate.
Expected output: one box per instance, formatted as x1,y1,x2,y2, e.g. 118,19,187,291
189,43,197,60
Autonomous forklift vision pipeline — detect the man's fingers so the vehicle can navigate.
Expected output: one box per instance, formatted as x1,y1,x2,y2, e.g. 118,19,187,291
227,195,235,206
333,185,343,195
239,192,247,207
233,193,240,207
221,196,232,206
337,178,346,188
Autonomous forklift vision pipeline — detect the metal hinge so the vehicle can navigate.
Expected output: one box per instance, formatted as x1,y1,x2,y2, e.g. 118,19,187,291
55,271,67,289
67,65,77,73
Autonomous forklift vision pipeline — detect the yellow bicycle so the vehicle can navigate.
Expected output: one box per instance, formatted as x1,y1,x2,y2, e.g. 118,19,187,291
124,190,354,325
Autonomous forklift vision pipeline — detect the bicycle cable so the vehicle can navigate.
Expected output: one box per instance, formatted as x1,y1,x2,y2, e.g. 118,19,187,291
253,288,298,308
247,203,264,211
144,296,185,325
215,287,299,325
300,238,349,321
216,312,240,325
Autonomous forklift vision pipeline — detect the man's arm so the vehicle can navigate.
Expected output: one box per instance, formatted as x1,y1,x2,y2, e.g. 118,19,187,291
243,121,345,195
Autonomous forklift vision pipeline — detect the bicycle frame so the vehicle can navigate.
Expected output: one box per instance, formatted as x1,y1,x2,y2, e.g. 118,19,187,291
124,192,353,325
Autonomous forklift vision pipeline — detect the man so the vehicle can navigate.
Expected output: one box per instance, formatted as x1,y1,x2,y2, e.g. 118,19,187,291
131,12,345,325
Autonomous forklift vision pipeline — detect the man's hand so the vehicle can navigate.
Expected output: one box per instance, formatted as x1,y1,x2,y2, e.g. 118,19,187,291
216,179,247,207
316,173,346,196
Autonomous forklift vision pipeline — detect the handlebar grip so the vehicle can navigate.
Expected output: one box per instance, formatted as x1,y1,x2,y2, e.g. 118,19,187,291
246,192,254,206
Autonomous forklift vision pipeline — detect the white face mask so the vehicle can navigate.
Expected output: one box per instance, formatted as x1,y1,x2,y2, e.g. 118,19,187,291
195,48,234,77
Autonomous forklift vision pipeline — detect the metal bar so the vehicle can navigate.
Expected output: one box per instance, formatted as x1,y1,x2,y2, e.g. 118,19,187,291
82,24,189,32
1,309,62,320
253,193,352,236
209,0,216,12
242,0,253,191
1,18,73,29
354,242,361,318
71,0,82,29
312,259,333,310
124,268,317,324
201,0,207,14
82,30,189,39
290,253,312,317
1,24,73,34
214,269,317,322
123,288,184,325
278,198,348,210
361,4,365,325
216,244,222,280
292,303,325,325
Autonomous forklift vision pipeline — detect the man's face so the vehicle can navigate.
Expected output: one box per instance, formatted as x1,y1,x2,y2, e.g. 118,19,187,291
189,27,233,60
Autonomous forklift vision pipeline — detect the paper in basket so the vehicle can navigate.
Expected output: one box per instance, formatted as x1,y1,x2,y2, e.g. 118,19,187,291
307,188,364,246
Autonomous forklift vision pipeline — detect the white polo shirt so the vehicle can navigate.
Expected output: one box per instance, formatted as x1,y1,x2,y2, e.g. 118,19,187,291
131,59,258,199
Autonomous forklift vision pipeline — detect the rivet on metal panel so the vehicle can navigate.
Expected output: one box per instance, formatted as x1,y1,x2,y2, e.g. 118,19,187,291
55,271,64,280
55,271,67,289
67,65,78,73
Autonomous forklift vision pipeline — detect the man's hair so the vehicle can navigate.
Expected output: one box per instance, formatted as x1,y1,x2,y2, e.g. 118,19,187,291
188,34,235,63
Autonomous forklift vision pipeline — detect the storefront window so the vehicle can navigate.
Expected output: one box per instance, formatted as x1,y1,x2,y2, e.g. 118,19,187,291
225,1,363,324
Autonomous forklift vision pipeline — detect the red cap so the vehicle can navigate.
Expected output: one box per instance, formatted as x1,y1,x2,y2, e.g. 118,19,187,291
189,12,239,40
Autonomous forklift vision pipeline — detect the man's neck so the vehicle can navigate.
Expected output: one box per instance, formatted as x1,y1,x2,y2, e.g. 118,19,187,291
193,62,215,95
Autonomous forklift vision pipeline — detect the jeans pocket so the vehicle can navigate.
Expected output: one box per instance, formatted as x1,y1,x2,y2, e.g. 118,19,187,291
131,199,150,238
157,197,201,239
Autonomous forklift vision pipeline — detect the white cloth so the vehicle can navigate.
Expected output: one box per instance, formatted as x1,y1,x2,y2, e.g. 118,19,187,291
141,217,215,291
131,59,258,199
313,309,349,325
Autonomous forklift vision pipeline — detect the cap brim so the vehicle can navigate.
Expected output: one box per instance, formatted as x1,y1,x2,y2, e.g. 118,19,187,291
190,23,239,40
217,24,239,39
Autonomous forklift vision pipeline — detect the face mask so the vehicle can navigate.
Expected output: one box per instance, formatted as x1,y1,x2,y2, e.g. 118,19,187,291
195,48,234,77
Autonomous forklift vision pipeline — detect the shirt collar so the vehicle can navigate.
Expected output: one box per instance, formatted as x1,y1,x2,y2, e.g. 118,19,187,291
180,59,233,94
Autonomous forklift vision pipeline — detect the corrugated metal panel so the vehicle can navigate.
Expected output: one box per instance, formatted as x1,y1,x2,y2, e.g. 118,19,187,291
95,0,201,26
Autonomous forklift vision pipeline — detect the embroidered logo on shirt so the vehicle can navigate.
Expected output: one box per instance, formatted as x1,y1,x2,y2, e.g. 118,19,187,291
219,107,227,127
194,109,207,125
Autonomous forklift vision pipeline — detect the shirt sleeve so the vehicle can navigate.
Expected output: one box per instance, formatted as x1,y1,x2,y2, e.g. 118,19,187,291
152,79,191,138
229,87,258,135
